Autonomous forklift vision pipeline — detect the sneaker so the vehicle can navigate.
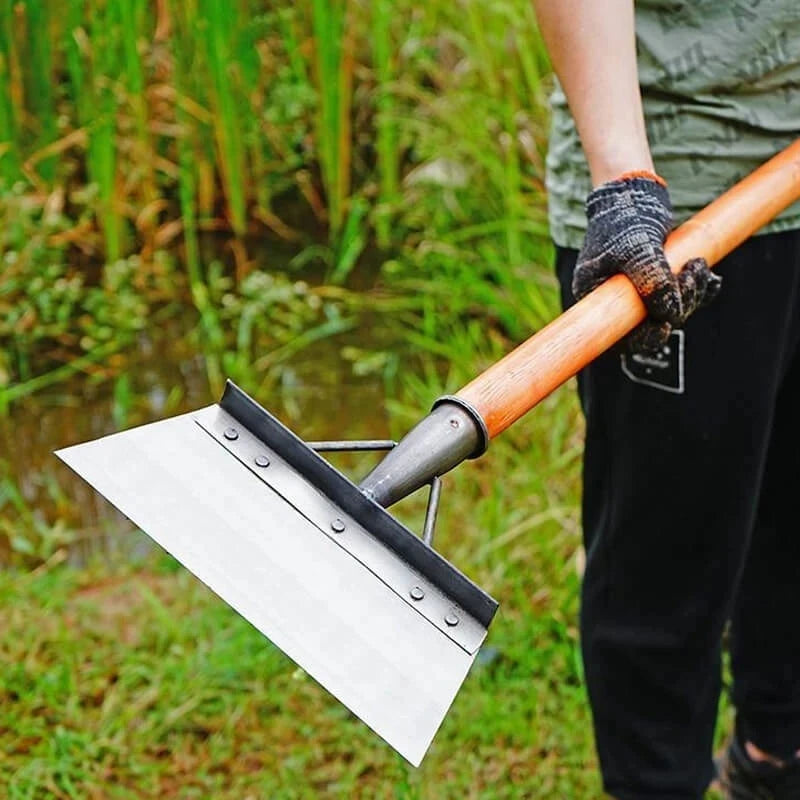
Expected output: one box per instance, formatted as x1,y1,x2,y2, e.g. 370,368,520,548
717,736,800,799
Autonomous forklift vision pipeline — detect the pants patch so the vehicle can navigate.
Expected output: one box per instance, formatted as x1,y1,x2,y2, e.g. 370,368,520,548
620,329,685,393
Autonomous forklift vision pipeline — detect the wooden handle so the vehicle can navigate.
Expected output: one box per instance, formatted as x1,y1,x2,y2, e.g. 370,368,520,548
457,139,800,440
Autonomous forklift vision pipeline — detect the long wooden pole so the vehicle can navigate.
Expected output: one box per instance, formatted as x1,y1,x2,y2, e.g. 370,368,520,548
456,139,800,439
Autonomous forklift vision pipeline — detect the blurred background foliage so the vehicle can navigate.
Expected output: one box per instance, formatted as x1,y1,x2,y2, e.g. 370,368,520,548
0,0,567,568
0,3,674,798
0,0,555,400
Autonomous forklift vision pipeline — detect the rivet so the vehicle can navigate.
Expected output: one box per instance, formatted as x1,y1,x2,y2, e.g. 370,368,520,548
223,427,239,441
444,611,460,627
331,518,346,533
410,586,425,601
254,455,270,468
449,418,460,428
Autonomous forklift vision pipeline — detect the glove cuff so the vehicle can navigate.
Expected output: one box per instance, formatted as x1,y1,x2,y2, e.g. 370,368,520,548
585,173,672,226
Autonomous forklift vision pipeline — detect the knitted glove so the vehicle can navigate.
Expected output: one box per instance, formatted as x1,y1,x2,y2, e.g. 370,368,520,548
573,172,722,354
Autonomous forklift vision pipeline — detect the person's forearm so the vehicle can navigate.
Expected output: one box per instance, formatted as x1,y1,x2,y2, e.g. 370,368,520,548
533,0,654,186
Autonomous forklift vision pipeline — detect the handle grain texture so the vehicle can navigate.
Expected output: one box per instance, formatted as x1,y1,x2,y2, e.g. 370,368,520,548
457,139,800,440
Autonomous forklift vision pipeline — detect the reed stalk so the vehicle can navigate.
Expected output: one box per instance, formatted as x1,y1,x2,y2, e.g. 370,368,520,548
372,0,398,249
22,0,57,183
118,0,155,204
168,0,217,223
199,0,247,236
77,0,123,262
0,2,19,183
310,0,353,239
167,0,225,393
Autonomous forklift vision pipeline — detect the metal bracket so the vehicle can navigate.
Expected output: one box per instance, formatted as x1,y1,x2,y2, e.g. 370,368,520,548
422,476,442,547
307,440,396,453
307,439,443,548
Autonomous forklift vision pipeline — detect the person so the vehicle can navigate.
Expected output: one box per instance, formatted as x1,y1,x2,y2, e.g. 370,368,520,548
531,1,800,798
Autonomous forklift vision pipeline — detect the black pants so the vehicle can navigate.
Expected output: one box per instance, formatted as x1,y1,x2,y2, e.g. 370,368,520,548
555,230,800,800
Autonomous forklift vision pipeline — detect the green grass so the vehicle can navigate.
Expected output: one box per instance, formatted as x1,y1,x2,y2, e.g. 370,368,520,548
0,558,591,799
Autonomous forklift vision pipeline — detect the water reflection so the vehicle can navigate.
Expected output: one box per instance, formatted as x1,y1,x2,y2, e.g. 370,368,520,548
0,310,392,565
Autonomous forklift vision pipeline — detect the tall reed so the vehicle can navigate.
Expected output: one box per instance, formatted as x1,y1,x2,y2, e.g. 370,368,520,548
0,0,552,309
60,0,129,262
118,0,155,205
0,2,19,183
198,0,247,236
372,0,399,249
310,0,353,239
168,0,225,393
22,0,57,183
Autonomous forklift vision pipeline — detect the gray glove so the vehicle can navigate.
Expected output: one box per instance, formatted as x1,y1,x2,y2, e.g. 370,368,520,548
573,173,722,354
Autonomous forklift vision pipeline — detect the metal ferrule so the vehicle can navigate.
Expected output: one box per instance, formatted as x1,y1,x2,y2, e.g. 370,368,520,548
358,400,487,508
431,395,489,457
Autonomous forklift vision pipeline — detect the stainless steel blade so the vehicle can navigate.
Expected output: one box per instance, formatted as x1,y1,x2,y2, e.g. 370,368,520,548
55,408,479,766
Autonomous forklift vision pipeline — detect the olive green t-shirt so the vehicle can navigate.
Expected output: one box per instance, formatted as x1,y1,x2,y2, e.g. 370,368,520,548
546,0,800,250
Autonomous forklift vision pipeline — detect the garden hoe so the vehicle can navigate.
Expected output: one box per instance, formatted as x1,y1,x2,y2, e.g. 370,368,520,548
56,140,800,766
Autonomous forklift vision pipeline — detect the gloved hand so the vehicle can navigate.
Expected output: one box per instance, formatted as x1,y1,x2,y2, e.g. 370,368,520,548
573,172,722,354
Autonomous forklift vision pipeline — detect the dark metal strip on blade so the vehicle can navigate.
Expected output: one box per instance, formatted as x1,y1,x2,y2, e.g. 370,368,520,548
194,406,486,653
219,380,498,628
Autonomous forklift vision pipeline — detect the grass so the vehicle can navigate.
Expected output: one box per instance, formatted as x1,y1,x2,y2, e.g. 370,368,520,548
0,560,591,799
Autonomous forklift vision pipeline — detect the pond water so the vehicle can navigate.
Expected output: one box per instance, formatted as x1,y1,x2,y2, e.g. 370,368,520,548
0,308,394,565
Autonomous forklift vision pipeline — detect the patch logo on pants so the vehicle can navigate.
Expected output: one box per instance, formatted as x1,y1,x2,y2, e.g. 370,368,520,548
620,330,685,394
